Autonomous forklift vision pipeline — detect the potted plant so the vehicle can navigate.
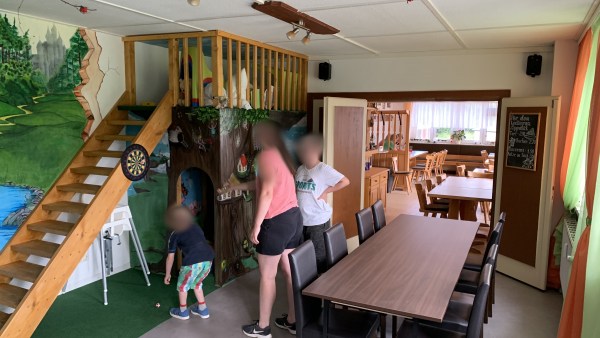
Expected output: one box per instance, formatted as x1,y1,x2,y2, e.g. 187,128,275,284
451,130,466,144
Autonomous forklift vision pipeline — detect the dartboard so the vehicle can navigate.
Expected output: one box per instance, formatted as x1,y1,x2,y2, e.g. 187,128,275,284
121,144,150,181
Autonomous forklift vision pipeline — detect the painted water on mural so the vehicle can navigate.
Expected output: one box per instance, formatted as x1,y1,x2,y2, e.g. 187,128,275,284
0,185,36,248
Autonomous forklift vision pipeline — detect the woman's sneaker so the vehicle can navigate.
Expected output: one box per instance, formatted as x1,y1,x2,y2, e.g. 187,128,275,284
242,321,272,338
190,304,210,319
169,307,190,320
275,314,296,334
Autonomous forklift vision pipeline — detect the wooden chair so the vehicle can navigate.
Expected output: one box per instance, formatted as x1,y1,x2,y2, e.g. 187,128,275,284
467,171,493,223
456,164,466,177
468,171,494,179
415,183,448,218
436,175,445,185
412,154,435,182
391,156,412,194
439,149,448,175
425,179,449,205
481,150,489,166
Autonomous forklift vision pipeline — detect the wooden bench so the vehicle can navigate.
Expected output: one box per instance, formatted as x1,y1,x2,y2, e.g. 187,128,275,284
443,154,485,171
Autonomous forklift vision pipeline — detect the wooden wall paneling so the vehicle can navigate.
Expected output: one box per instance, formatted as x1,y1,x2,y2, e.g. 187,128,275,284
183,38,190,106
227,38,233,108
212,36,224,100
253,45,258,108
274,51,279,110
124,41,136,104
267,49,272,110
198,36,204,107
245,43,250,107
260,48,265,109
237,40,242,108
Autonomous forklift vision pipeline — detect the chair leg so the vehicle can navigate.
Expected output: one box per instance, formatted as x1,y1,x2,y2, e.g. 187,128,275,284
405,175,412,194
441,213,448,219
431,213,438,218
423,212,429,217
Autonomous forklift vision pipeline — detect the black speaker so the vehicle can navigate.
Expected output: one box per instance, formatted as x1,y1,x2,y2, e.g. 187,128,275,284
526,54,542,77
318,62,332,81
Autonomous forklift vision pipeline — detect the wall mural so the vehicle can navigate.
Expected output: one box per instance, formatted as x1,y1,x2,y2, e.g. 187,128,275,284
0,12,101,249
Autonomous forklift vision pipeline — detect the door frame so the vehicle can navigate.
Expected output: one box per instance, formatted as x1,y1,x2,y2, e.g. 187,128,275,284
494,96,560,289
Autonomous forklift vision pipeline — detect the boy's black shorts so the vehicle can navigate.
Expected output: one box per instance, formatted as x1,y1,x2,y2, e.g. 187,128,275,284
256,207,303,256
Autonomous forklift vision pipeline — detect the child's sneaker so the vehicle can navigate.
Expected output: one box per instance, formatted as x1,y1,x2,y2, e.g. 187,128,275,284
190,304,210,318
242,321,272,338
169,307,190,320
275,314,296,334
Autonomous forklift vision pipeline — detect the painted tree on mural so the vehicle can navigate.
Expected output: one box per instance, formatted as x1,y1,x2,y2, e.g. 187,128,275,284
0,15,45,105
47,31,88,93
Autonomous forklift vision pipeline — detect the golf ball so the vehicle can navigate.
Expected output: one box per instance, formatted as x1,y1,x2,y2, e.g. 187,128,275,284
155,303,161,308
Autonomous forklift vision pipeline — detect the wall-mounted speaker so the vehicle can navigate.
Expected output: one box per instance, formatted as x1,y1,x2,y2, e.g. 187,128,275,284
526,54,542,77
318,62,332,81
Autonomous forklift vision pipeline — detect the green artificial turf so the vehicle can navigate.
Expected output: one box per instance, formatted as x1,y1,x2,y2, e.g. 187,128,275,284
33,268,217,338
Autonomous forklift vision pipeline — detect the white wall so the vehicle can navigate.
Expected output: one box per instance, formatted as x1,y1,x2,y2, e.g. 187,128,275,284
308,50,554,97
135,42,169,105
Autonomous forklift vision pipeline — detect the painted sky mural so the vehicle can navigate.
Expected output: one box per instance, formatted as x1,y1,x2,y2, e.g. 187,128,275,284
0,12,89,249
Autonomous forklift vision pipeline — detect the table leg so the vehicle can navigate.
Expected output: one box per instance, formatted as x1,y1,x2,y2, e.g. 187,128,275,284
323,300,330,337
448,200,460,219
392,317,397,338
380,314,387,338
459,201,478,221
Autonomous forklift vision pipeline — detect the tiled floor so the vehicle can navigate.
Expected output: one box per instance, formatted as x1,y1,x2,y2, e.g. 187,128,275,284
143,181,564,338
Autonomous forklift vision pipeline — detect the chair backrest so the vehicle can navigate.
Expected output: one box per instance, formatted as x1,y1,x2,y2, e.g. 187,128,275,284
482,222,503,263
481,150,489,162
425,179,435,192
436,175,444,185
469,171,494,179
391,156,399,172
424,154,435,171
356,207,375,244
456,164,466,177
440,149,448,166
289,240,322,336
323,223,348,270
372,200,386,232
466,264,492,338
415,183,428,210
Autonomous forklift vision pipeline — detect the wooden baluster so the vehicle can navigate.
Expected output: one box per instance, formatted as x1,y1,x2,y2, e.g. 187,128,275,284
237,40,242,108
286,54,292,111
124,41,136,104
253,45,258,108
260,48,266,109
183,38,190,107
169,39,179,106
280,53,286,110
245,43,250,108
291,56,297,111
274,51,279,110
267,49,272,110
212,36,224,101
303,59,308,111
198,36,204,107
227,38,233,108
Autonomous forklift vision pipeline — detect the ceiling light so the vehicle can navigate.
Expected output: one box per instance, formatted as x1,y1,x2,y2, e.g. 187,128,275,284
187,0,200,6
302,32,311,45
286,27,300,40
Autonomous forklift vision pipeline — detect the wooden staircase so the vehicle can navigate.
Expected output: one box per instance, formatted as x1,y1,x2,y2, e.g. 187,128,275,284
0,91,172,337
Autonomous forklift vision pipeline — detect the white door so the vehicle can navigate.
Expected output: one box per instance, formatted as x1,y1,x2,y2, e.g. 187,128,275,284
322,97,368,247
494,96,560,289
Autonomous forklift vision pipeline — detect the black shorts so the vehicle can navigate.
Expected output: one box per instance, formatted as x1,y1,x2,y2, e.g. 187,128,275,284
256,207,303,256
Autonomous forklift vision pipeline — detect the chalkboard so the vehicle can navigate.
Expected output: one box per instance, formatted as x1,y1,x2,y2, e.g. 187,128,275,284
506,112,540,171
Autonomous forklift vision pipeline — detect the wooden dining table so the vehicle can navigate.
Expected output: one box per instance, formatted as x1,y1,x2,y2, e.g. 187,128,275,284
428,176,493,221
303,214,479,337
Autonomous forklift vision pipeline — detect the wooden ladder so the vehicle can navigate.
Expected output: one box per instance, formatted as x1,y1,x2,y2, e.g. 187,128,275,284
0,91,172,337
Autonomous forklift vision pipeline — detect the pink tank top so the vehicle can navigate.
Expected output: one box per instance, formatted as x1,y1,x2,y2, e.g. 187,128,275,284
256,148,298,219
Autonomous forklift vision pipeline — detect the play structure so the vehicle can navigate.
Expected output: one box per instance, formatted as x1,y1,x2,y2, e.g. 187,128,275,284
0,30,307,337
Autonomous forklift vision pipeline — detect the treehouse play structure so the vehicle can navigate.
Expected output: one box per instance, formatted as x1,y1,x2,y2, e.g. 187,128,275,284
0,30,307,337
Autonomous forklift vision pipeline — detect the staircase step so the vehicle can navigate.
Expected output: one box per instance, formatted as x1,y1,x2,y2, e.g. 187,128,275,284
42,201,88,214
0,312,10,327
57,183,101,194
108,119,146,126
71,166,113,176
12,240,59,259
83,150,123,158
0,261,44,283
28,220,75,236
96,134,135,142
0,284,28,309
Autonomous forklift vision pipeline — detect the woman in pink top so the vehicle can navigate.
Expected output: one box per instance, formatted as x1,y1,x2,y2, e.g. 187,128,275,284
224,120,302,337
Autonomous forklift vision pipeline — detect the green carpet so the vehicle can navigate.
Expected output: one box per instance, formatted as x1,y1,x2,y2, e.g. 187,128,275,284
33,269,217,338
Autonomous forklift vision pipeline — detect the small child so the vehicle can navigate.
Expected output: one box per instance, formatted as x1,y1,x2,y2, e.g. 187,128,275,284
164,205,215,320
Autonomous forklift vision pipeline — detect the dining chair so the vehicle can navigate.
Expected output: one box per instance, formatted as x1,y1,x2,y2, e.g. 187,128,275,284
356,207,375,244
372,200,386,232
415,183,449,218
396,264,492,338
456,244,499,320
323,223,348,271
464,222,503,272
439,149,448,175
436,175,445,185
425,179,449,205
456,164,466,177
392,156,412,194
468,171,494,179
481,150,489,166
289,240,380,338
412,154,435,181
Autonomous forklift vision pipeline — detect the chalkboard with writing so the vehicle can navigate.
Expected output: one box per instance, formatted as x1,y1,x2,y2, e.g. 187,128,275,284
506,112,540,171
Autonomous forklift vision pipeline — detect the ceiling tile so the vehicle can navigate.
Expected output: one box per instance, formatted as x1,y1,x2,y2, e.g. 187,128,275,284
458,24,583,49
430,0,593,30
305,1,446,37
352,32,462,53
271,38,371,58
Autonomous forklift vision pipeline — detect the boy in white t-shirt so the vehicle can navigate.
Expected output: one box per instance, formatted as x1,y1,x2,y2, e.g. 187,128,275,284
295,134,350,272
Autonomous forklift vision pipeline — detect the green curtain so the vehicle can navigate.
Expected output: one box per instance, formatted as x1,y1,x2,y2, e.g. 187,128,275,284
564,23,599,250
583,160,600,337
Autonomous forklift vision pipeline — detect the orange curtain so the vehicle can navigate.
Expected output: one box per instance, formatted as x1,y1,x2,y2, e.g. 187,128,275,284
558,226,591,338
560,30,593,195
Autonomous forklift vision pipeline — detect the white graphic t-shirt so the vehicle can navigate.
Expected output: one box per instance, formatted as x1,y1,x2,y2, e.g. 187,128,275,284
295,162,345,226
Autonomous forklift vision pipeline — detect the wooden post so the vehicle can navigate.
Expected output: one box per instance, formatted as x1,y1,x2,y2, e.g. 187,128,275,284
227,38,233,108
212,35,224,101
274,51,279,110
237,40,242,108
183,38,190,107
124,41,136,104
198,36,204,106
267,49,272,110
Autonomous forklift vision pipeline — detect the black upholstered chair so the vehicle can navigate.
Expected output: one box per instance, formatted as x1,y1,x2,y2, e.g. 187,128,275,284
289,240,380,338
498,211,507,223
323,223,348,271
464,222,503,272
371,200,386,232
456,244,498,294
397,264,492,338
356,207,375,244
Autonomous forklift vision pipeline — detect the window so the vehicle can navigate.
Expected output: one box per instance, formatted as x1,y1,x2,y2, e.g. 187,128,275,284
409,101,498,144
